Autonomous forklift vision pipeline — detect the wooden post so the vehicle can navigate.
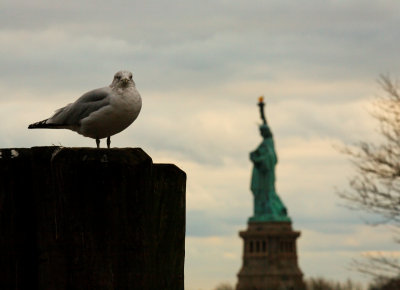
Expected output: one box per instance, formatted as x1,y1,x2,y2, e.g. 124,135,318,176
0,147,186,290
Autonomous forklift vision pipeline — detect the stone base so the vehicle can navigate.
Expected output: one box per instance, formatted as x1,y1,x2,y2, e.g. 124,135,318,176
236,221,305,290
248,214,291,223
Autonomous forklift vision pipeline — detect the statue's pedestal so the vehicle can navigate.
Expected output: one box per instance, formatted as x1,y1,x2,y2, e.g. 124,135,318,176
236,221,305,290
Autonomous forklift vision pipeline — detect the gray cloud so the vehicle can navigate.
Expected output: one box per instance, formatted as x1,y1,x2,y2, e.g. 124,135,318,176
2,0,400,96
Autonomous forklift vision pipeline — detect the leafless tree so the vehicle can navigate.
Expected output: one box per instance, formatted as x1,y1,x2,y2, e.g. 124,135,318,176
351,254,400,279
369,276,400,290
305,277,363,290
339,75,400,280
339,75,400,224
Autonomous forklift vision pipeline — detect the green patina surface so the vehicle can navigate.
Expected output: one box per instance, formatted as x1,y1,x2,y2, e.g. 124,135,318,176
249,99,290,222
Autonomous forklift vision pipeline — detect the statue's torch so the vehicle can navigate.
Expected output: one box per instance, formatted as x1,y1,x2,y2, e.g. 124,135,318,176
258,96,267,125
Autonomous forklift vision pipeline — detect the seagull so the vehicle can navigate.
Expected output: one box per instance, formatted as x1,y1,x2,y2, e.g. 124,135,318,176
28,70,142,148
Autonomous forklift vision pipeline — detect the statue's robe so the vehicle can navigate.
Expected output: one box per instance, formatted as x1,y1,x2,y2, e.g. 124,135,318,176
250,134,288,219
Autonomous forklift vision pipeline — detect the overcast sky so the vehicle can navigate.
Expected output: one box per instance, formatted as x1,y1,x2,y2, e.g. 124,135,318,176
2,1,400,289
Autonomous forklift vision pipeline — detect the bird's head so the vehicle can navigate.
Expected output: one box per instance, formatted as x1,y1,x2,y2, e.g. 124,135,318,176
110,70,135,88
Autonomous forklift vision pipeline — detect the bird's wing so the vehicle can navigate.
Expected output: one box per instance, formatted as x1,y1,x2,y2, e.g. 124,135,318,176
48,87,112,125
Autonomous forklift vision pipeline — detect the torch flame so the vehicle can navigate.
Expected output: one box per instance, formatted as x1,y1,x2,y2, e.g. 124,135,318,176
258,96,264,103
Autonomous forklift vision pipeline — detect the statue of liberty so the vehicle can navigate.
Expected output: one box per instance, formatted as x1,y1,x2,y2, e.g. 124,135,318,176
249,97,290,222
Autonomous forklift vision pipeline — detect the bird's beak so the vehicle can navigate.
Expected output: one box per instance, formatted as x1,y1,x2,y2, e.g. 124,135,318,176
121,78,129,84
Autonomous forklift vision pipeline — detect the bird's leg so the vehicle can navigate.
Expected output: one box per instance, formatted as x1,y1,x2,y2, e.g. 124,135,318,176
107,136,111,149
96,138,100,148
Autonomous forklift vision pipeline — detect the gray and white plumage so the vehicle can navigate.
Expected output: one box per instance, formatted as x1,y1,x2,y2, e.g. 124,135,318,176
28,70,142,148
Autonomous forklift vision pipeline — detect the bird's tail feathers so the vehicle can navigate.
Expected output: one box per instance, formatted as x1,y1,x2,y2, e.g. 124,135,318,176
28,119,64,129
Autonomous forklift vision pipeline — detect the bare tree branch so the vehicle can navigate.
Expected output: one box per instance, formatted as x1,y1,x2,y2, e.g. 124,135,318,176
338,75,400,279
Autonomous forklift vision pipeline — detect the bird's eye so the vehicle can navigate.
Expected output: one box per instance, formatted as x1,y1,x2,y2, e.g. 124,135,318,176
115,75,121,80
129,75,132,80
